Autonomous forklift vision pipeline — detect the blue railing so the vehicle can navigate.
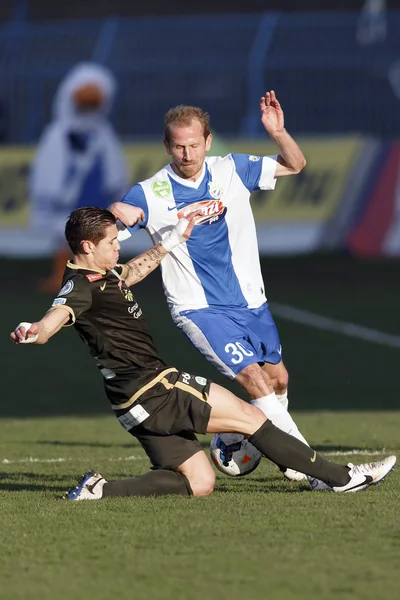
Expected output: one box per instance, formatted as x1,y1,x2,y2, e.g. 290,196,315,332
0,11,399,142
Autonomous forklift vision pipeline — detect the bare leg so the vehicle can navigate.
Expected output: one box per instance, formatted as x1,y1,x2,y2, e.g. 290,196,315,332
176,450,216,496
206,383,350,487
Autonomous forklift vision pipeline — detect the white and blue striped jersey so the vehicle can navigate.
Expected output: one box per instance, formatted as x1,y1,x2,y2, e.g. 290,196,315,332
122,153,278,312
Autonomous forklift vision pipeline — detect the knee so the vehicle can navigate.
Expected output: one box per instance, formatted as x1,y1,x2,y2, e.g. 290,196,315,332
191,470,216,497
236,363,273,398
273,370,289,395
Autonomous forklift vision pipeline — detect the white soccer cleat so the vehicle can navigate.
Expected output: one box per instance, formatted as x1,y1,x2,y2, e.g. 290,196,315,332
281,467,308,482
333,455,396,493
65,470,107,500
309,477,333,491
284,470,332,490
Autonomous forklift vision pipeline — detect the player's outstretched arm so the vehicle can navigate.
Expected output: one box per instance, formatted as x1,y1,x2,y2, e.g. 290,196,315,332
123,212,199,287
10,308,70,346
260,90,306,177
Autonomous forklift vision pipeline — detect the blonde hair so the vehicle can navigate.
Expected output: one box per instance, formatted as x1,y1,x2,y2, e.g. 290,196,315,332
164,105,210,144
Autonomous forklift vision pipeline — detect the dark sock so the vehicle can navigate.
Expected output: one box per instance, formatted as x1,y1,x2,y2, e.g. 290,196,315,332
249,420,351,487
102,469,193,498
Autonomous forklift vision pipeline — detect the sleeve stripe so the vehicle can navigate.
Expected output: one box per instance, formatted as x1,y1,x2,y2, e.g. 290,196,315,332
119,264,129,280
259,156,278,190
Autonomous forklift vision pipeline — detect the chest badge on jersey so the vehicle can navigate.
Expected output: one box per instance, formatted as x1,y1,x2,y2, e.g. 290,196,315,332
208,181,224,199
118,280,134,302
178,199,227,226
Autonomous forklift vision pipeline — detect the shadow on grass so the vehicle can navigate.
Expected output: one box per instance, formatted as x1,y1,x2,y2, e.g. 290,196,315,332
25,440,138,449
214,482,311,494
0,471,73,493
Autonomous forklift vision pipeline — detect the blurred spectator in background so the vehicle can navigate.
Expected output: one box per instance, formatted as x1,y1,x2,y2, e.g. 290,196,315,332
356,0,387,46
30,62,128,292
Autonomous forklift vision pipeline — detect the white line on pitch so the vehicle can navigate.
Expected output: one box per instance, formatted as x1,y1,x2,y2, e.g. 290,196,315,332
323,449,386,457
0,449,387,465
270,302,400,349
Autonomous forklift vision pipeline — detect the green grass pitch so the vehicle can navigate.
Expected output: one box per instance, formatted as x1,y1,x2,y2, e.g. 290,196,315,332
1,255,399,600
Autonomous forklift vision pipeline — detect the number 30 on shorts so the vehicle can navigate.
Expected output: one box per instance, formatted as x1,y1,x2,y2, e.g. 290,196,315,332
224,342,254,364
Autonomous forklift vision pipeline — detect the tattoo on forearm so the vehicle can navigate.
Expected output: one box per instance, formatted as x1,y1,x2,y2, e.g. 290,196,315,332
146,246,164,263
126,244,166,285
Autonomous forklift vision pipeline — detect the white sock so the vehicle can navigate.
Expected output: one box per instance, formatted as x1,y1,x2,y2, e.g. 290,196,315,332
276,391,289,411
251,392,309,447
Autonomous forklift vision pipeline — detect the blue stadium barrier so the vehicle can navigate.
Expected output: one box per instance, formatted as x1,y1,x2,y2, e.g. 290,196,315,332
0,11,399,142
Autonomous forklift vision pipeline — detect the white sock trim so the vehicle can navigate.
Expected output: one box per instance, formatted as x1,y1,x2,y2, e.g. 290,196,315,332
276,391,289,411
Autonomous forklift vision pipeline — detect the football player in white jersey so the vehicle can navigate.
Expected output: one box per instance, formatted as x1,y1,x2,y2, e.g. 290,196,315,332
110,91,315,483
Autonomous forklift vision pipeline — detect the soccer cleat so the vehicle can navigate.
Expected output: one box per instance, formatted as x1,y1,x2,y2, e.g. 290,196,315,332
281,467,308,481
64,470,107,501
333,455,396,493
309,477,332,491
284,470,333,490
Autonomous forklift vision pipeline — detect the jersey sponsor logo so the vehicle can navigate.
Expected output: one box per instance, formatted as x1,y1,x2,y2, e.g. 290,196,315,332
248,155,261,162
100,282,106,291
57,280,74,296
208,181,224,199
86,273,103,282
128,303,143,318
195,376,207,386
178,199,227,226
152,180,172,198
52,298,67,306
167,202,186,211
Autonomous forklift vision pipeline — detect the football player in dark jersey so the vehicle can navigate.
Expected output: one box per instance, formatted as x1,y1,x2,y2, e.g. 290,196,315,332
10,207,396,499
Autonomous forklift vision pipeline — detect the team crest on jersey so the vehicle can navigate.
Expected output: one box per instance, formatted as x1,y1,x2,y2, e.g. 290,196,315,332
118,280,134,302
248,155,261,162
178,200,227,226
152,180,172,198
208,181,224,199
57,280,74,296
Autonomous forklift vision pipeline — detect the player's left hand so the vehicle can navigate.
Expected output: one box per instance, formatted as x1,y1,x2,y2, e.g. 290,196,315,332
260,90,284,136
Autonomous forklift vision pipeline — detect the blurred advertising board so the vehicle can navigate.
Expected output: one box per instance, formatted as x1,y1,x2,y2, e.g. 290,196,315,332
0,137,366,256
0,146,32,228
347,141,400,257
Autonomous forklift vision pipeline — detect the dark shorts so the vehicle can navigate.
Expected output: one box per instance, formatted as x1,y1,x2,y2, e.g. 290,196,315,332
106,368,212,470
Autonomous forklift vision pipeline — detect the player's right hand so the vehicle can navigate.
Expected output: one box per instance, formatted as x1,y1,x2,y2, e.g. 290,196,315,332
10,322,40,344
109,202,145,226
180,210,203,239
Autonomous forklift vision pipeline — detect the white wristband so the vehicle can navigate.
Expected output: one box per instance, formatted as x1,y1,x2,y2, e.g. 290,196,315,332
161,218,189,252
16,322,38,344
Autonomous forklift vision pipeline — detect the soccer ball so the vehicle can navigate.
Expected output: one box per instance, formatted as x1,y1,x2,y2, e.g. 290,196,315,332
210,433,262,477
